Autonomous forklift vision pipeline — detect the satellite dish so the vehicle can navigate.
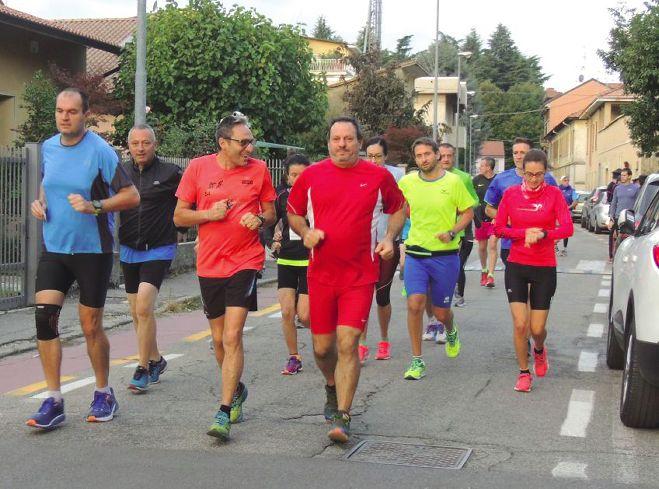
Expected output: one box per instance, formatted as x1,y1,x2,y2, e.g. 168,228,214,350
578,74,584,82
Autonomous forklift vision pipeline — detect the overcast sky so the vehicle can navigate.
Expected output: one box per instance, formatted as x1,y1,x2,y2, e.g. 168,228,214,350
11,0,643,91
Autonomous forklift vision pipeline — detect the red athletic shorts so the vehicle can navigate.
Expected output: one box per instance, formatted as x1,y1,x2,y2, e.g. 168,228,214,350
308,280,374,334
475,221,494,241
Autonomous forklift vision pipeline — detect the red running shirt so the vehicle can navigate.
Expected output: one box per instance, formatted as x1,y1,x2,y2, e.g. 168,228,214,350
287,159,404,286
494,184,573,267
176,155,276,278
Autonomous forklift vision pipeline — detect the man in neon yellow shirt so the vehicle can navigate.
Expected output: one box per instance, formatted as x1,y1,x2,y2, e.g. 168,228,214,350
398,138,475,380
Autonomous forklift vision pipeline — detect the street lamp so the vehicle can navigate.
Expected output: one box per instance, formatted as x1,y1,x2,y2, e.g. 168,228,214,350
454,50,472,161
135,0,147,125
432,0,440,142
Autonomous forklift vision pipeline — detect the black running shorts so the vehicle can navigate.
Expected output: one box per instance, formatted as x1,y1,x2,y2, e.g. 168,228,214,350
277,264,308,294
198,269,258,319
504,261,557,310
375,240,401,307
36,252,113,308
121,260,172,294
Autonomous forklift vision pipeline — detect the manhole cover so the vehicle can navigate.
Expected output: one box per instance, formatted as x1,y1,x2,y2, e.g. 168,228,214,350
344,440,472,470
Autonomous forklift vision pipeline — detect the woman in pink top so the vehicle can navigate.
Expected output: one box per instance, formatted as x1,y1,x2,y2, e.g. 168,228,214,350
494,149,573,392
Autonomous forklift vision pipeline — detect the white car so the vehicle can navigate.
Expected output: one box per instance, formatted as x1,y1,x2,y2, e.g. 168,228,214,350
607,190,659,428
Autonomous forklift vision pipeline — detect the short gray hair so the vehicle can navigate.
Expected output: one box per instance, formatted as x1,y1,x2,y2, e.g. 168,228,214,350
128,123,157,142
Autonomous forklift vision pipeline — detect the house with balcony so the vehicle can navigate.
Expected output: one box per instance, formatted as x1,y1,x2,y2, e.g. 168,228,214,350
414,77,468,149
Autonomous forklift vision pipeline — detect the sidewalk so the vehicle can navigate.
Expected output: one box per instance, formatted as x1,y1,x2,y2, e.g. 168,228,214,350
0,261,277,359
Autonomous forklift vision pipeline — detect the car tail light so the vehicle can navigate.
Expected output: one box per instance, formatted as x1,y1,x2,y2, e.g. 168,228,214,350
654,245,659,267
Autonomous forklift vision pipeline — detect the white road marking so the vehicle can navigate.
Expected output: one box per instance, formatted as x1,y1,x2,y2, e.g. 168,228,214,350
601,279,611,286
122,353,184,369
576,260,606,274
552,462,588,480
593,303,607,314
598,289,610,297
32,376,96,399
578,351,599,372
587,323,604,338
268,311,282,318
244,326,254,332
560,389,595,438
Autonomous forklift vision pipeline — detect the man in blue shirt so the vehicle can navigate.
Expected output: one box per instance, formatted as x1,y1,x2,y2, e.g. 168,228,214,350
558,176,579,256
484,137,558,265
26,88,140,430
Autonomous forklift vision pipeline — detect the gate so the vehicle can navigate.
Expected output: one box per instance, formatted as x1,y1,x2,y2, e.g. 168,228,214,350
0,146,27,310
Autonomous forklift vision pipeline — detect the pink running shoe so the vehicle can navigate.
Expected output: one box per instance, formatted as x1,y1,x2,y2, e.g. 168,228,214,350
358,344,369,365
480,272,488,286
514,372,533,392
375,341,391,360
534,347,548,377
281,355,302,375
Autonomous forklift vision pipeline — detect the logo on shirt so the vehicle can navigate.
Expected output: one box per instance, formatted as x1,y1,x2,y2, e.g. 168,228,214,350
519,203,543,212
242,179,253,185
360,183,368,188
208,180,223,189
153,180,160,185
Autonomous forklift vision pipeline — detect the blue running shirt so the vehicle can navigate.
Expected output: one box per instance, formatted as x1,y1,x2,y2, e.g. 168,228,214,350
484,168,558,249
42,131,133,254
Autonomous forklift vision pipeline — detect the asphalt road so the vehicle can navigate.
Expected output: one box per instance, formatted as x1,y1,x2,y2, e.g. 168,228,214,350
1,226,657,489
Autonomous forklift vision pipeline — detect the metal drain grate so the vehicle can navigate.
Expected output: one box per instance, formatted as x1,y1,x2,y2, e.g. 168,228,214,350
344,440,472,470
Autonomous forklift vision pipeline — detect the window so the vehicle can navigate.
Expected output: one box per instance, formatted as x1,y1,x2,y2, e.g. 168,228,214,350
610,104,621,120
637,192,659,236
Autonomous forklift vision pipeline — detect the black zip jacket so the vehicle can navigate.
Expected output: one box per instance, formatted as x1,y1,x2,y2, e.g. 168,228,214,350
119,156,183,250
263,184,309,261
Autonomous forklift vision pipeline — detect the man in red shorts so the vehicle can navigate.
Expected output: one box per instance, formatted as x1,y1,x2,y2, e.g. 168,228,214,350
174,112,276,440
473,157,498,287
287,117,405,443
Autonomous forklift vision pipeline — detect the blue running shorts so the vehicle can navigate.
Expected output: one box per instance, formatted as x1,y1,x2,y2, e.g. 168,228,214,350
403,253,460,308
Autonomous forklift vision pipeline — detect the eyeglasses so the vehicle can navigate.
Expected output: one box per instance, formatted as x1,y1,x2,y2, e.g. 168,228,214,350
367,154,384,160
524,171,545,179
223,137,255,148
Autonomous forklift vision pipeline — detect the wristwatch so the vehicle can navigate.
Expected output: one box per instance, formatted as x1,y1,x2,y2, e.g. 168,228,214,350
91,200,103,216
448,230,456,239
255,214,266,227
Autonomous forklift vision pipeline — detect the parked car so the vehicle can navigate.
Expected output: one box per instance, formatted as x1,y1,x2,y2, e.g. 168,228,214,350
572,191,589,222
582,186,605,230
588,188,610,233
607,190,659,428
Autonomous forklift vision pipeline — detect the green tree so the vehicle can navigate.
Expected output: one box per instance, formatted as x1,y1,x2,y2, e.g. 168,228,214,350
113,0,327,150
344,52,425,135
599,1,659,155
461,29,482,61
415,32,460,77
312,15,341,41
15,71,58,146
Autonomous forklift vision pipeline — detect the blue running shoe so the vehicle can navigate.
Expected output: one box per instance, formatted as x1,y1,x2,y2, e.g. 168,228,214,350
26,397,65,430
128,366,149,394
148,356,167,384
207,408,231,440
87,388,119,422
230,383,248,423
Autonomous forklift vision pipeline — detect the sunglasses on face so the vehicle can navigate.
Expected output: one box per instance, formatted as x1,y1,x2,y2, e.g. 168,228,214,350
223,137,255,148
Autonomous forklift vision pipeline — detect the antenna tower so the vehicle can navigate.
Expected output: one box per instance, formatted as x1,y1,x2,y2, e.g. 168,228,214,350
363,0,382,53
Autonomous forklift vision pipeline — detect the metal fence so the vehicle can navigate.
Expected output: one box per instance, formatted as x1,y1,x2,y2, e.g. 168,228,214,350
0,146,27,310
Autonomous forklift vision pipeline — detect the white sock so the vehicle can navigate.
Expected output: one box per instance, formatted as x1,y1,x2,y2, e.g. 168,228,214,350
46,390,63,402
95,385,112,394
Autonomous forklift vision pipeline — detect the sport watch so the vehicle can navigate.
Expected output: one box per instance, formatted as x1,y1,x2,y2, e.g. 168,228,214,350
448,230,456,239
92,200,103,216
255,214,266,227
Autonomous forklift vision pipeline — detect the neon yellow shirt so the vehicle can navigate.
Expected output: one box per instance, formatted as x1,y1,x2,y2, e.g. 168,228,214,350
398,170,476,252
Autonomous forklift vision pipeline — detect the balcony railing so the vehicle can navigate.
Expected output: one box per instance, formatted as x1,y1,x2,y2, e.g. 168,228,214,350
310,58,354,75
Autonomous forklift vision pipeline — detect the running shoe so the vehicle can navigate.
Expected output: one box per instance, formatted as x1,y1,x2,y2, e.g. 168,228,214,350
281,355,303,375
434,322,447,344
534,347,549,377
375,341,391,360
358,344,369,365
230,383,248,423
207,408,231,440
445,326,461,358
86,388,118,422
148,356,168,384
454,294,465,307
485,275,495,288
559,249,567,257
324,384,338,421
26,397,65,429
514,372,533,392
480,272,488,286
128,365,149,393
401,286,407,297
404,357,426,380
327,412,351,443
422,321,438,341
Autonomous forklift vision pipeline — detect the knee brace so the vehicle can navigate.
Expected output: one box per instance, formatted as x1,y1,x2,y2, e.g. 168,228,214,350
35,304,62,341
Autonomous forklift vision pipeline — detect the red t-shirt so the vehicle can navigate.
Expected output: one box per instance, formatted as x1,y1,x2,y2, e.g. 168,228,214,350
287,159,404,286
494,184,574,267
176,155,276,278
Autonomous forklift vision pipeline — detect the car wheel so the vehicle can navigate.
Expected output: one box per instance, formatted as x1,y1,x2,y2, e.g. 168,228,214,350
595,223,604,234
580,217,586,228
620,319,659,428
606,280,624,369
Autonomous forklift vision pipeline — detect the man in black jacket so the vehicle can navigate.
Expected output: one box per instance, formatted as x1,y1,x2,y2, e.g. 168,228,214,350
120,124,182,393
264,154,311,375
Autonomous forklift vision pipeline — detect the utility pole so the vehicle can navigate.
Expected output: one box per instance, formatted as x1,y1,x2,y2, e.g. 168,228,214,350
432,0,439,142
135,0,147,125
454,51,472,164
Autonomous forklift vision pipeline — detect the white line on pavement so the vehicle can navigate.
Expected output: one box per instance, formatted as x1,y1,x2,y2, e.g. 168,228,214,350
560,389,595,438
578,351,599,372
598,289,610,297
587,323,604,338
268,311,282,318
576,260,606,274
32,376,96,399
593,303,608,314
601,279,611,285
552,462,588,480
122,353,184,369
